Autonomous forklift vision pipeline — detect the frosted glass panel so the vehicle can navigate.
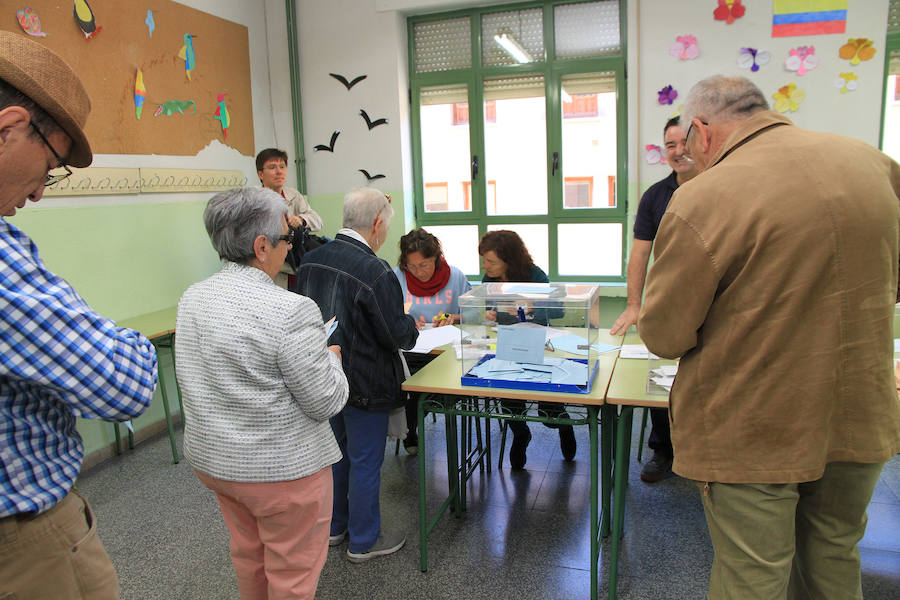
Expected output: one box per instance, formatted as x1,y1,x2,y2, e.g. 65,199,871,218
414,17,471,73
421,225,481,275
486,224,549,276
481,8,544,67
557,223,622,276
554,1,620,59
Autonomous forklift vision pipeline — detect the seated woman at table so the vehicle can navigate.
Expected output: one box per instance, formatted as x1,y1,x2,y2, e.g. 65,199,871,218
478,230,576,470
175,187,349,599
393,228,472,454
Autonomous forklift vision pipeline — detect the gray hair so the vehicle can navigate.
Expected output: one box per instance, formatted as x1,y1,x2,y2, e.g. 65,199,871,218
343,187,393,232
682,76,769,131
0,79,63,139
203,187,288,263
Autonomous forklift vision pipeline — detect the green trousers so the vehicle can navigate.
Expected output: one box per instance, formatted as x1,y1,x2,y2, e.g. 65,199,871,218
699,461,885,600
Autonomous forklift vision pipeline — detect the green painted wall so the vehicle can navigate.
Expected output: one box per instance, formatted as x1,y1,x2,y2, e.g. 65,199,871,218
9,199,220,457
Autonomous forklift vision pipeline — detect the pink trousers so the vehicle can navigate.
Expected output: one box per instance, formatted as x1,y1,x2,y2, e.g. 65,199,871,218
195,467,333,600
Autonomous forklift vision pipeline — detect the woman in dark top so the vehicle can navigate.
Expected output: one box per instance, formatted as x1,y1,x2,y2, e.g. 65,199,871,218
478,230,576,470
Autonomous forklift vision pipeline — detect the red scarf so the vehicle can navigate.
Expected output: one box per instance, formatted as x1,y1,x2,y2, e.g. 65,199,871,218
405,258,451,297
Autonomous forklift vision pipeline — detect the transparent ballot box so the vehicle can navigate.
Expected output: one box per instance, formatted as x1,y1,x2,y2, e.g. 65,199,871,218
458,282,602,393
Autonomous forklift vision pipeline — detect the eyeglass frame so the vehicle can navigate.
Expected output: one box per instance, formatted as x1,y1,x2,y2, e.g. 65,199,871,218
30,121,73,187
277,229,295,245
683,118,708,159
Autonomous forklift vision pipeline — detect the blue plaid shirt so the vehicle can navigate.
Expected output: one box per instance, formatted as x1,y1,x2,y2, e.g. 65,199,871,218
1,220,158,518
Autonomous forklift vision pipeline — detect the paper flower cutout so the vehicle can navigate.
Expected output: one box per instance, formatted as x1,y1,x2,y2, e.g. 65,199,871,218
658,85,678,105
669,35,699,60
16,8,47,37
773,83,805,113
714,0,745,25
670,104,684,119
785,46,818,76
834,72,859,94
645,145,666,165
738,47,771,72
839,38,876,66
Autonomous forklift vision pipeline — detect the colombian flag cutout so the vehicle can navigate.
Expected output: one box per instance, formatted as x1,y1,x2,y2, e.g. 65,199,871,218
772,0,847,38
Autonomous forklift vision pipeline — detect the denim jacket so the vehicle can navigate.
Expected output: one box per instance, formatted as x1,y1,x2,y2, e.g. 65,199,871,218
296,234,418,411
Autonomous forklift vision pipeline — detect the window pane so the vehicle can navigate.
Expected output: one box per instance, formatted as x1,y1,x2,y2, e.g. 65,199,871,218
484,75,547,216
487,224,549,276
420,84,472,214
413,17,471,73
481,8,544,67
561,72,617,209
884,71,900,163
554,1,620,59
421,225,481,275
558,223,622,276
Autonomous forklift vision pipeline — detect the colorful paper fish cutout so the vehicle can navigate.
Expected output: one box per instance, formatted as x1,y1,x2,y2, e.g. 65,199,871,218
738,47,771,72
153,99,197,117
145,10,155,38
773,83,805,113
657,85,678,106
134,70,146,119
73,0,101,41
785,46,818,76
178,34,196,81
214,94,230,139
16,8,47,37
669,35,699,60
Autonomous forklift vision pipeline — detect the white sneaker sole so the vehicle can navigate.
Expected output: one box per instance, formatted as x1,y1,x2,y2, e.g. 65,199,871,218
346,537,406,563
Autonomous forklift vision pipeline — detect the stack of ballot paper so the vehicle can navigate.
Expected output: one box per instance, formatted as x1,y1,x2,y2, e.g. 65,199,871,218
620,344,659,359
648,364,678,391
465,356,589,386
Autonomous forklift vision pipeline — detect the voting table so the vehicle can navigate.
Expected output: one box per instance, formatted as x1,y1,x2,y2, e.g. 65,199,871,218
401,330,622,600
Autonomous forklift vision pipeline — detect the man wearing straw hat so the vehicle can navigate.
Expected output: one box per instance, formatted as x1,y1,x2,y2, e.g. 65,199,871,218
0,32,158,599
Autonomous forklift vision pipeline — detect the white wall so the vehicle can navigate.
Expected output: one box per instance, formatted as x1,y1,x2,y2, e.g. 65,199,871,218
635,0,889,189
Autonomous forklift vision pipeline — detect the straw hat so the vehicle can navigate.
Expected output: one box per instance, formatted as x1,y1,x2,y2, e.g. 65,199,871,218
0,31,92,167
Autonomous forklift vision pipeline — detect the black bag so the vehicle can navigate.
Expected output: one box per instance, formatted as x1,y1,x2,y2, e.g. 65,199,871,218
285,227,327,272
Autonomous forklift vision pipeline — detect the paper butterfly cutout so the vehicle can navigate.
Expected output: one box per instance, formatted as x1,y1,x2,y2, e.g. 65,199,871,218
834,73,859,94
839,39,876,66
714,0,745,25
738,48,771,72
669,35,699,60
773,83,805,113
17,8,47,37
785,46,818,76
658,85,678,105
645,145,666,165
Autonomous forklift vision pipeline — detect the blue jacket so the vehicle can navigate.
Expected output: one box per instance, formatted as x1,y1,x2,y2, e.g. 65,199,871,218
296,234,418,411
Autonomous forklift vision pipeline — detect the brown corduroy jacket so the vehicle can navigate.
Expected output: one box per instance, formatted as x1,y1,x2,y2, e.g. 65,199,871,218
640,111,900,484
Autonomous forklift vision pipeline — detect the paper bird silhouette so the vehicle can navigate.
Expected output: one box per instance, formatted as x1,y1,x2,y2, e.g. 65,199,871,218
314,131,340,152
134,70,146,119
214,94,230,139
73,0,102,41
145,10,155,37
359,169,385,182
360,109,388,130
329,73,367,90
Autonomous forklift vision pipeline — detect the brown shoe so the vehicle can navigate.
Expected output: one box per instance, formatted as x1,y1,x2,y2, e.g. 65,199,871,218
640,451,673,483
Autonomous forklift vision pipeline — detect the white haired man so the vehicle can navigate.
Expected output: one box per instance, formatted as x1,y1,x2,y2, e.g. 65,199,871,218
295,188,418,562
639,75,900,599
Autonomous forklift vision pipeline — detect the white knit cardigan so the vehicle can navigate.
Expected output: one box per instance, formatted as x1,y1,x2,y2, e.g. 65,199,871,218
175,262,348,482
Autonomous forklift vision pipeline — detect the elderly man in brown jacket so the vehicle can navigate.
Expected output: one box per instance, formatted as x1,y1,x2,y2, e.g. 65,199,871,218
639,75,900,600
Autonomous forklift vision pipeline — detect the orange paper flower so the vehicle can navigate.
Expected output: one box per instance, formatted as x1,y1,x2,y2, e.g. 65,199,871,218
839,38,876,66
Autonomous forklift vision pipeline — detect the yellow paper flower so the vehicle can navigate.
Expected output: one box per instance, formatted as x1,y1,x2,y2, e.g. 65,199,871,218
773,83,805,113
838,38,876,66
834,72,859,94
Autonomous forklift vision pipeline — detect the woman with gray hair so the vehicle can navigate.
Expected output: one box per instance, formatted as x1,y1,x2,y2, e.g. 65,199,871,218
175,187,349,599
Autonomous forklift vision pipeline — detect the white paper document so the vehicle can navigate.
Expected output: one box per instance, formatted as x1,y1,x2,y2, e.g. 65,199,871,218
619,344,659,359
407,325,464,354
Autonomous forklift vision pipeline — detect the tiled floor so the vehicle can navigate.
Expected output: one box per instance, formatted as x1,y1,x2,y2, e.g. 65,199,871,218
78,413,900,599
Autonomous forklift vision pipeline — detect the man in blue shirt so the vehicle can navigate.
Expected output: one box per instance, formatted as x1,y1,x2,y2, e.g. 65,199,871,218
0,32,158,599
610,116,696,483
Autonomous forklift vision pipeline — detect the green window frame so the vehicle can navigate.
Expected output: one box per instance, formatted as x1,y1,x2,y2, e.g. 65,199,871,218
408,0,628,282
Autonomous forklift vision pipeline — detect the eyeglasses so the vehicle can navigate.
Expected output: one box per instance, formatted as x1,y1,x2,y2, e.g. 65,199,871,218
277,230,295,245
683,119,708,159
30,122,73,187
263,162,287,171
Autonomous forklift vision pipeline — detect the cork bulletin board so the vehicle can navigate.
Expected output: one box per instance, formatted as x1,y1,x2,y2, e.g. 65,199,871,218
9,0,254,157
